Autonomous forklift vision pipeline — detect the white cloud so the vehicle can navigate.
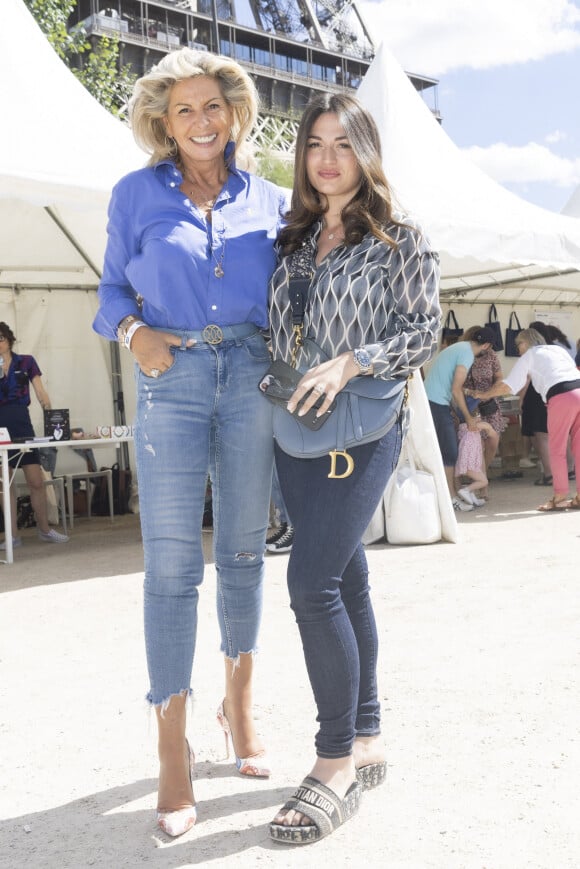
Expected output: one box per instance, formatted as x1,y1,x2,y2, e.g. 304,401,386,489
462,141,580,186
359,0,580,75
545,130,567,144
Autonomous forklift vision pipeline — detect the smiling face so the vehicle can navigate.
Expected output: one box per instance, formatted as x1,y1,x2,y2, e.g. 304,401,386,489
305,112,362,210
163,75,233,170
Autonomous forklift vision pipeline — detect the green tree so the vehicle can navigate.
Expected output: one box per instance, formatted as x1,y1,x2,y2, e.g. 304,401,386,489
24,0,86,59
24,0,136,117
75,36,136,116
257,153,294,189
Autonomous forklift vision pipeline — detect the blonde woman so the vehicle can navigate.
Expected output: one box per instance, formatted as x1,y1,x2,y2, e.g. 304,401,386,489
93,48,287,836
472,328,580,511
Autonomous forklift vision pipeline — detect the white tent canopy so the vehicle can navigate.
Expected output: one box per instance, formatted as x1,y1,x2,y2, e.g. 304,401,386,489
357,43,580,308
562,185,580,217
0,0,145,466
3,0,579,307
0,0,145,291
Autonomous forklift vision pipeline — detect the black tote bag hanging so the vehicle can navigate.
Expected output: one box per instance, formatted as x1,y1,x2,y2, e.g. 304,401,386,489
441,309,464,347
505,311,523,357
485,304,504,352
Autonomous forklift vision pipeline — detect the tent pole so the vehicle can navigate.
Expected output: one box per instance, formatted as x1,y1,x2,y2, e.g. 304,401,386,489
110,341,130,471
45,207,102,280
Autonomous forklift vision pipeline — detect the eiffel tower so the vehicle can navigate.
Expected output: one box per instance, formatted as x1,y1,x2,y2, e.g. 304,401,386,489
71,0,438,162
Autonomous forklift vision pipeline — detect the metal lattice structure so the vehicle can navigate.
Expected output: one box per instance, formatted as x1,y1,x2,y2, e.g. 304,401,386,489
251,113,299,159
70,1,438,165
248,0,373,58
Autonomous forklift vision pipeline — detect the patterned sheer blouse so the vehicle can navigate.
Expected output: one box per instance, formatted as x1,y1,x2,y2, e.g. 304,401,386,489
268,216,441,380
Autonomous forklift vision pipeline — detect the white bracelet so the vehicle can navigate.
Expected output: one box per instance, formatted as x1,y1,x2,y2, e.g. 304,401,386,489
124,320,146,350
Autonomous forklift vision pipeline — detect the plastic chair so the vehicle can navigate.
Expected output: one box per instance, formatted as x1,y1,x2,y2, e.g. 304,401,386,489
60,468,114,529
15,474,68,536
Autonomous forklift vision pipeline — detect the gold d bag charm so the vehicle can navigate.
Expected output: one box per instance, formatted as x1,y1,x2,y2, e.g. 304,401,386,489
328,450,355,479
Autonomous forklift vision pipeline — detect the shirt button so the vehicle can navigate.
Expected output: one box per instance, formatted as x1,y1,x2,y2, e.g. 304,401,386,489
211,305,217,311
169,182,176,187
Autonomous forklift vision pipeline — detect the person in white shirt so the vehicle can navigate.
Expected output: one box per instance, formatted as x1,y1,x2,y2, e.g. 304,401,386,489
470,328,580,512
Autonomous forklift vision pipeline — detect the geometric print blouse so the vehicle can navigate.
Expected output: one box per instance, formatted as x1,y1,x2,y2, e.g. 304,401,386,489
268,215,442,380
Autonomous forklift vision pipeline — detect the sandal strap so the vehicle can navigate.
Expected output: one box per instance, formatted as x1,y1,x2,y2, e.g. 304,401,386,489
279,776,361,839
538,496,570,511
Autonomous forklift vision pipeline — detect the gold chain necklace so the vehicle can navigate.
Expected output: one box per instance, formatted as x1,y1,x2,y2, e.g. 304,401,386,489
181,168,223,212
179,167,227,277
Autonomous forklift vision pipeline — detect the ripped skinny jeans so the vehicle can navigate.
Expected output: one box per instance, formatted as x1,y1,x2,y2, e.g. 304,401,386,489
135,330,274,707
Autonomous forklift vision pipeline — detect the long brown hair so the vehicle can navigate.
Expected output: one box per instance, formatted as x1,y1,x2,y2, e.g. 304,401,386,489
279,93,404,255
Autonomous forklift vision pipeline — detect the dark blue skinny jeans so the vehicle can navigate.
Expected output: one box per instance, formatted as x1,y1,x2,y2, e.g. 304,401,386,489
275,419,403,758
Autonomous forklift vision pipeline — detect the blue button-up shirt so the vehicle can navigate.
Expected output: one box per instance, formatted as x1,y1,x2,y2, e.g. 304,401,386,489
93,158,288,340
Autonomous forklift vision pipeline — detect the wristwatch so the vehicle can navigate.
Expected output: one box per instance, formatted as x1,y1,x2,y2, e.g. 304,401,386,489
353,348,373,374
117,314,145,348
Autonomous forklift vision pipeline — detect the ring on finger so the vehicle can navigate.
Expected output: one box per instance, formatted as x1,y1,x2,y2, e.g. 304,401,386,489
150,367,161,378
313,384,325,394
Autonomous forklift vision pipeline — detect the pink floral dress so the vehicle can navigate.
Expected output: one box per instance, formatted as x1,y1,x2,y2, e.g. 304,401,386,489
455,424,483,475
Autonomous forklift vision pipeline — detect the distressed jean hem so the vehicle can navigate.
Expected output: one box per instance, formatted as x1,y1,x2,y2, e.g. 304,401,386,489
145,687,193,716
222,648,258,675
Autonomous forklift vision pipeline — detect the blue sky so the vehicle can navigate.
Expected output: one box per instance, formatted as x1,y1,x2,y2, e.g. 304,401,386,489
358,0,580,214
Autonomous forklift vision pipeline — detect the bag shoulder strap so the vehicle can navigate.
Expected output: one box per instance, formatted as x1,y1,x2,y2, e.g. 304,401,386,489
488,304,499,322
508,311,522,329
288,278,311,325
444,309,460,329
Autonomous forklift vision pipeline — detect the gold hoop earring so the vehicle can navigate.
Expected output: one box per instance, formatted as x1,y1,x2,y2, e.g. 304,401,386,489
165,136,178,158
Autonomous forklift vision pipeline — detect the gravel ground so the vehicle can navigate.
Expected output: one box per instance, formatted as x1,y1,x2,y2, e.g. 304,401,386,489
1,468,579,869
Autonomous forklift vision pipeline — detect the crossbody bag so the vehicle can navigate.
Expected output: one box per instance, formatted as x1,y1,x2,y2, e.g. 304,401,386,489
262,272,408,479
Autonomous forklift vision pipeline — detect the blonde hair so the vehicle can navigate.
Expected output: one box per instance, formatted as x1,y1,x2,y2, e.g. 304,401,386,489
516,328,546,348
129,48,258,169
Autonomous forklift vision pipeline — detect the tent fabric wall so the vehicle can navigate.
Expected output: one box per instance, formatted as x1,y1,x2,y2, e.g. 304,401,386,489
0,291,127,475
433,303,580,375
0,0,144,294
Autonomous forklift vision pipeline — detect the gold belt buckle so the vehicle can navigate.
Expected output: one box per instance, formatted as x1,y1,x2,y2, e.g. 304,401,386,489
202,324,223,345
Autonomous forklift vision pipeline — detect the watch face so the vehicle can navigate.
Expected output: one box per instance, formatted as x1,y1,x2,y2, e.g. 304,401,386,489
354,349,372,370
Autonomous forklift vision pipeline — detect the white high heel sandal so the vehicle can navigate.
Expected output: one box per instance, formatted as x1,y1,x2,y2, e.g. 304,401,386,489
216,700,271,778
156,740,197,837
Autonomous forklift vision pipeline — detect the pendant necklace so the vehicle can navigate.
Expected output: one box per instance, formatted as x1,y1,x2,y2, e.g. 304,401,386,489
210,227,227,278
180,169,227,277
324,219,343,241
212,245,225,278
